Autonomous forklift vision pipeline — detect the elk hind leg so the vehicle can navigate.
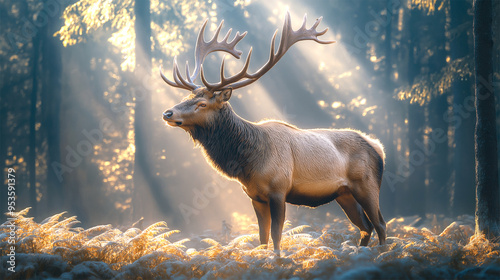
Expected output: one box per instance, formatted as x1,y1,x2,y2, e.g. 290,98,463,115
350,181,386,245
336,192,374,246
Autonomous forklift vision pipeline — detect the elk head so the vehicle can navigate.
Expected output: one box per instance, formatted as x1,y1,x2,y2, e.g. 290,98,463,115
161,11,335,130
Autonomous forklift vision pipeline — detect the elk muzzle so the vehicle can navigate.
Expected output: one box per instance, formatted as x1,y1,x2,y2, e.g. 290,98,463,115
162,110,182,126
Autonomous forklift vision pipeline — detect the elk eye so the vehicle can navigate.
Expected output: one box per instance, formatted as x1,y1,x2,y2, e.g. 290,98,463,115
199,103,207,108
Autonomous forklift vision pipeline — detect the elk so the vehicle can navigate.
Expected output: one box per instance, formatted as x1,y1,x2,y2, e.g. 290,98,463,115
161,12,386,256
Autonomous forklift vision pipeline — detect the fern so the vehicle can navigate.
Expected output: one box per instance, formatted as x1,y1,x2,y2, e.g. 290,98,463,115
201,238,221,247
284,225,310,236
5,207,32,218
74,224,113,240
41,212,68,227
2,210,499,279
51,216,79,229
155,229,180,240
229,234,257,246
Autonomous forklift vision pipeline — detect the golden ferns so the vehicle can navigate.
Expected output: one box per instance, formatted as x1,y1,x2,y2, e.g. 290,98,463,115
1,208,500,279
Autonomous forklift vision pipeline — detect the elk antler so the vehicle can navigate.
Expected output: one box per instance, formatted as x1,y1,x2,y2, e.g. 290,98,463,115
160,20,247,90
161,11,335,92
202,11,335,91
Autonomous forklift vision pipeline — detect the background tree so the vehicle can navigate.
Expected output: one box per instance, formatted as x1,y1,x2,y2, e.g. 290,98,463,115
450,0,475,217
28,31,39,216
473,0,500,239
0,0,56,220
41,1,64,215
405,2,426,219
425,4,450,216
132,0,174,221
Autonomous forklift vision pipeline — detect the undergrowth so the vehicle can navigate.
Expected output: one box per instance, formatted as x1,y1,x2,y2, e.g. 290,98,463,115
1,208,500,279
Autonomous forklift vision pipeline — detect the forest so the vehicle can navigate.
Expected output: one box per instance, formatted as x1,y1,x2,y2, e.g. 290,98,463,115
1,0,500,279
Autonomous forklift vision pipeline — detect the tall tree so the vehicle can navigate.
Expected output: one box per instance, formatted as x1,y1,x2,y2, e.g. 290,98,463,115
450,0,475,216
405,5,426,219
473,0,500,239
381,0,398,218
29,33,40,215
41,2,63,214
133,0,172,220
426,7,449,216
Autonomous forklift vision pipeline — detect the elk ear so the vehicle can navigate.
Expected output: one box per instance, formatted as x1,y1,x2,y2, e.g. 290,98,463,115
217,88,232,102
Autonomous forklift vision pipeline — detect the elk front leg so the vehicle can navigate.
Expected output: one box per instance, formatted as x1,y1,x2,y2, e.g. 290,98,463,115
269,194,286,257
252,200,271,246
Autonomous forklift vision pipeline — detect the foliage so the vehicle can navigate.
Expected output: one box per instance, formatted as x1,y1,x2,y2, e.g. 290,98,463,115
55,0,218,71
56,0,134,47
411,0,447,15
2,208,500,279
395,57,473,105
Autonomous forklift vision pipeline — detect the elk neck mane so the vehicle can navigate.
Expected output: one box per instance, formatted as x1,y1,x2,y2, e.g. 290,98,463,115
188,104,270,180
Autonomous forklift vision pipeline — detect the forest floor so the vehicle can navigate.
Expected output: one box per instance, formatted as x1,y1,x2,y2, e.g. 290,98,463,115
1,208,500,279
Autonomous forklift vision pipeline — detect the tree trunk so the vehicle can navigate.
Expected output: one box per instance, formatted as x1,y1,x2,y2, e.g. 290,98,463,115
380,0,397,218
407,103,426,218
427,93,449,215
450,0,475,217
133,0,172,221
29,34,40,215
41,2,63,214
405,6,426,219
426,9,449,216
473,0,500,239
